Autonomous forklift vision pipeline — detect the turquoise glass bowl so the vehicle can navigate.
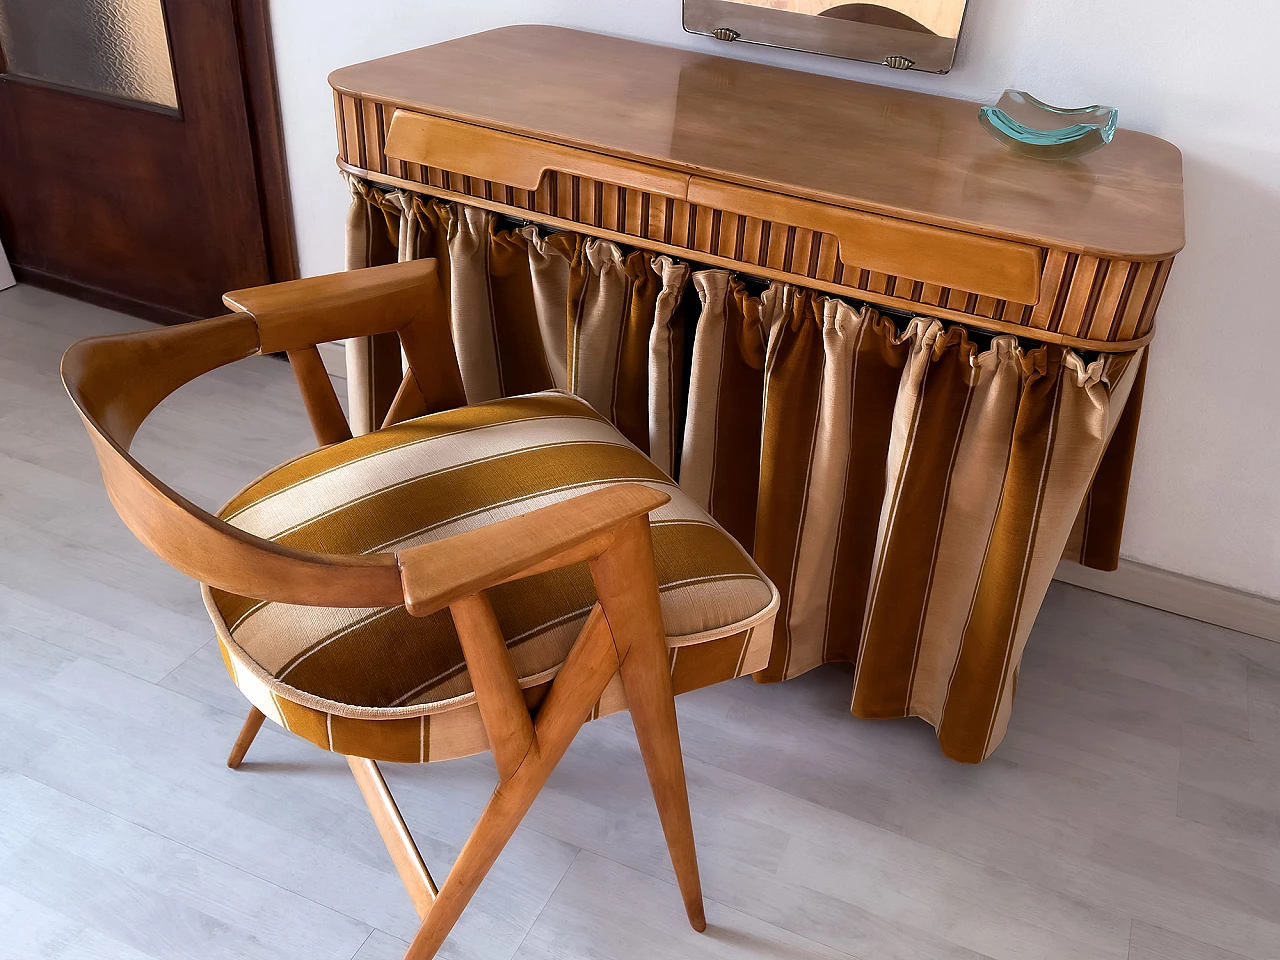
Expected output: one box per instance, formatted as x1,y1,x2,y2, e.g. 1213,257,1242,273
978,89,1118,160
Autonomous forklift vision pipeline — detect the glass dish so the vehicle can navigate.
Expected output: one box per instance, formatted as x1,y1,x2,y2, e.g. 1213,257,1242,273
978,89,1117,160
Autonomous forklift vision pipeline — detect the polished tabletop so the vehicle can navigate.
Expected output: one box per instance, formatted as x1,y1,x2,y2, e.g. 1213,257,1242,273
331,25,1184,260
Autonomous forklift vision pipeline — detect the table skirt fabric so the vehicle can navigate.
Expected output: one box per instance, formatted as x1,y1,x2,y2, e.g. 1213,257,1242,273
344,178,1146,763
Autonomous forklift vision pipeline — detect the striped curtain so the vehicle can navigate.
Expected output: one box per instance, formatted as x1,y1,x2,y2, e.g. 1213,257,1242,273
344,182,1145,763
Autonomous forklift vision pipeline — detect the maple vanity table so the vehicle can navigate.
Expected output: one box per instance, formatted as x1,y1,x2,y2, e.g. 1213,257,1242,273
329,26,1184,762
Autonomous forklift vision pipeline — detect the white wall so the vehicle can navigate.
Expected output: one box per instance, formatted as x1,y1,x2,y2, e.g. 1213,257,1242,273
269,0,1280,601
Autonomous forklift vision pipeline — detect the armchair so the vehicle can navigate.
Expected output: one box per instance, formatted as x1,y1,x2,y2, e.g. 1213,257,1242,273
62,259,779,959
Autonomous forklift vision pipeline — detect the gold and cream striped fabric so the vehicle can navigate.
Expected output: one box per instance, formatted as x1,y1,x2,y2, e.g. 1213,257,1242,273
347,187,697,464
205,391,778,763
346,182,1148,762
751,294,1143,761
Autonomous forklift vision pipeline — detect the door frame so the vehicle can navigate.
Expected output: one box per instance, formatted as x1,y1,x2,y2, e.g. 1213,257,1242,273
233,0,298,289
0,0,298,321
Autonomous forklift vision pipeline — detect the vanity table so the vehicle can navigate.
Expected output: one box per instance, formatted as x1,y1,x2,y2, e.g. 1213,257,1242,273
330,26,1184,762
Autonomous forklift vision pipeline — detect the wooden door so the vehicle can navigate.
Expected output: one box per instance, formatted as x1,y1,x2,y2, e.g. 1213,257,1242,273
0,0,295,323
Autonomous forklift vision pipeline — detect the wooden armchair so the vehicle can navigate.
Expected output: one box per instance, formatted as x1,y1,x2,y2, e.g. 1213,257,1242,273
61,260,779,959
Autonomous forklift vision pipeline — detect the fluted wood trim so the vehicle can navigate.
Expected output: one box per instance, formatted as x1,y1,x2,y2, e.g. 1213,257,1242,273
340,161,1158,354
336,93,1176,350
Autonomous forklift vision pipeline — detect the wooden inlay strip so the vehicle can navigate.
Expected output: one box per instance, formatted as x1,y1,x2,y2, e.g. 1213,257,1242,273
920,284,945,307
1029,250,1070,330
1088,261,1133,340
334,92,349,164
362,98,383,174
974,296,999,319
866,272,892,295
625,189,644,236
815,233,839,281
790,228,814,277
1116,260,1159,340
343,96,365,169
742,219,765,268
1137,259,1174,336
1058,255,1102,337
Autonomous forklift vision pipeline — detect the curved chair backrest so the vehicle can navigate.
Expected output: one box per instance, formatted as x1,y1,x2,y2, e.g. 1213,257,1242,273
61,259,461,608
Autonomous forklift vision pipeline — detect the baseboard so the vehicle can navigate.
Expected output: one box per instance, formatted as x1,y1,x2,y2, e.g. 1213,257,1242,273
12,265,202,325
1054,559,1280,643
317,341,347,380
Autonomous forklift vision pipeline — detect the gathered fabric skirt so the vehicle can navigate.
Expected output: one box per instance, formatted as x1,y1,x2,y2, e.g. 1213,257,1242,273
344,180,1146,762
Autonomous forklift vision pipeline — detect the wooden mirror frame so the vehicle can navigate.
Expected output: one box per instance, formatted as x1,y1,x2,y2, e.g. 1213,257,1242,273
683,0,968,73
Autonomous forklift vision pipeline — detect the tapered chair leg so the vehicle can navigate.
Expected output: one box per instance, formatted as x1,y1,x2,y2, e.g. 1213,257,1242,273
359,513,705,960
614,624,706,930
402,606,623,960
404,768,550,960
227,706,266,769
348,757,438,918
591,517,706,931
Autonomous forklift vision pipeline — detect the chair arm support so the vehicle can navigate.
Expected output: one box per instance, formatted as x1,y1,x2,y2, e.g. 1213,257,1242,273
396,483,671,618
224,259,443,355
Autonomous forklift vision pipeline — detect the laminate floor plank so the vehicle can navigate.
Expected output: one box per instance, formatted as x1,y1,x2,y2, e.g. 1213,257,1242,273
1031,587,1255,702
1178,724,1280,843
513,851,858,960
1127,920,1254,960
3,285,1278,960
0,772,373,960
159,638,270,716
507,719,1091,960
1248,661,1280,744
0,579,204,683
0,884,160,960
352,930,414,960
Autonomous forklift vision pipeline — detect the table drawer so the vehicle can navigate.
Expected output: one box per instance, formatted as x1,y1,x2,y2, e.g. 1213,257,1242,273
687,177,1042,305
383,110,690,200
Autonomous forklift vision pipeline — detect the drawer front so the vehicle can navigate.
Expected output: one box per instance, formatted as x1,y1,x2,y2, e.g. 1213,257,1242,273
383,110,690,200
688,178,1043,305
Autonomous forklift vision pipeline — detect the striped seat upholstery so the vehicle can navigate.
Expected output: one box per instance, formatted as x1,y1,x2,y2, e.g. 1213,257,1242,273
204,390,779,763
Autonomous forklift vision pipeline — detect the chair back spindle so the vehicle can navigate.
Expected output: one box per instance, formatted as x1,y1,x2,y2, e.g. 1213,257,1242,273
286,345,354,446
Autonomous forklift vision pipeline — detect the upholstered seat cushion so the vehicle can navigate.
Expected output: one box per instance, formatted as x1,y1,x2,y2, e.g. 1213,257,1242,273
204,390,778,762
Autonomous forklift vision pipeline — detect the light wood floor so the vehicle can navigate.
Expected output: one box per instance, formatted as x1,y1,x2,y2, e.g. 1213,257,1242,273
3,283,1279,960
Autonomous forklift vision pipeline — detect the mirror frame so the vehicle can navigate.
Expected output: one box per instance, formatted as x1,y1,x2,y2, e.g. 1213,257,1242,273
682,0,967,74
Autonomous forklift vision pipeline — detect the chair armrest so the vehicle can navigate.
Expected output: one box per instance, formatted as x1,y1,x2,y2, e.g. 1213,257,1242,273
224,259,442,354
396,483,670,617
227,258,467,422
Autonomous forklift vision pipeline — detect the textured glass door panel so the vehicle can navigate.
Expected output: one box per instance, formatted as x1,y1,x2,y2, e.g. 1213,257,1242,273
0,0,177,108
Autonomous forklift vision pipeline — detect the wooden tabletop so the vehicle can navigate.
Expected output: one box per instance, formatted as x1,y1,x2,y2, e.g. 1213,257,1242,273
331,25,1185,260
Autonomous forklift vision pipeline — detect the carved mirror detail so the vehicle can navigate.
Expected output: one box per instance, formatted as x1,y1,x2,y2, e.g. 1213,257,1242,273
683,0,969,73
